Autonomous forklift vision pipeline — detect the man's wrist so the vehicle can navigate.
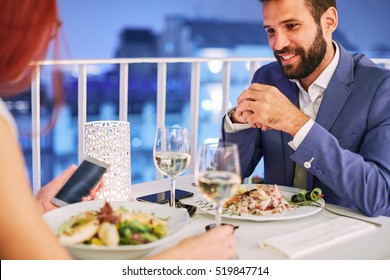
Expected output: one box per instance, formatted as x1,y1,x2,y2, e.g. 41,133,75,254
292,119,315,149
227,107,237,123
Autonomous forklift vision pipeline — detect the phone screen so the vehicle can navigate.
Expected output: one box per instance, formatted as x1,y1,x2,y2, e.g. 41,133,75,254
136,189,194,204
51,157,110,206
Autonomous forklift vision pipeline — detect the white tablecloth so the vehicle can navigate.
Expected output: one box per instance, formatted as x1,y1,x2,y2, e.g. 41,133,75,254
131,174,390,260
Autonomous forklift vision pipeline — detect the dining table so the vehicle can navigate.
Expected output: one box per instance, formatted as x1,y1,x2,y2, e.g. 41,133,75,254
131,174,390,260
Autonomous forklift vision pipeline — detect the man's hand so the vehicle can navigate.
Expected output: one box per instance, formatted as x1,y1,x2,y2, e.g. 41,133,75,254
235,83,309,135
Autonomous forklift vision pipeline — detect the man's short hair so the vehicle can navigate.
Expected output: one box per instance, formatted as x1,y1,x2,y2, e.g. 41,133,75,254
259,0,336,24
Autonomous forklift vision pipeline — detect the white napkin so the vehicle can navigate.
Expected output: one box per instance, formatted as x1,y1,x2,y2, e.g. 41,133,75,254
258,217,376,259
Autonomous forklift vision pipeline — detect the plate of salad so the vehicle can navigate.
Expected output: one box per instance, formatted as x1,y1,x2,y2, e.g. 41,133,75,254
43,200,190,259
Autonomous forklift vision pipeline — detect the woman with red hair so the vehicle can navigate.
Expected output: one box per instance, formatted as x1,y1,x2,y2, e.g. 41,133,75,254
0,0,236,259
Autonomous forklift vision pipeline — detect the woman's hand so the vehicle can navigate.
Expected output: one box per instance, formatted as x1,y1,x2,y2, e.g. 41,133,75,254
148,225,237,260
34,164,104,213
34,165,77,213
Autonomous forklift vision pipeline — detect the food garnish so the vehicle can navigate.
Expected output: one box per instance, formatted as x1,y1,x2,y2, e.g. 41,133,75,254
57,202,168,246
290,188,324,205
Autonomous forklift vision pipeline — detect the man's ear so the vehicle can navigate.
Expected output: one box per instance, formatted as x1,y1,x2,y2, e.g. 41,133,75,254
322,7,338,35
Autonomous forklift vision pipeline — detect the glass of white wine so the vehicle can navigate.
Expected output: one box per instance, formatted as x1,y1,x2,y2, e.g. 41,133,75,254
153,127,191,207
195,142,241,225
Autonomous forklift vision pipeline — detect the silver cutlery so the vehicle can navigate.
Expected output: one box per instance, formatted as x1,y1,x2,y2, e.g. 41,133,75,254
309,201,382,227
175,199,197,217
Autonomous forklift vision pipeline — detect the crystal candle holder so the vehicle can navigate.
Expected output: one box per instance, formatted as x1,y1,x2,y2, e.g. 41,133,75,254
84,120,131,201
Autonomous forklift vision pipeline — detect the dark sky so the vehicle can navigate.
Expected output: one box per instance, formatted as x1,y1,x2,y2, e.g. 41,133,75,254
57,0,390,59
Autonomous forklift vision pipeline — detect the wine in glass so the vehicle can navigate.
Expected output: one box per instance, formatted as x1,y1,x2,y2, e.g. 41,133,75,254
195,142,241,225
153,127,191,207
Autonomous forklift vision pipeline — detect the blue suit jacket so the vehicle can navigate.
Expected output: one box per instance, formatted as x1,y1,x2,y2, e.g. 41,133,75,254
222,43,390,217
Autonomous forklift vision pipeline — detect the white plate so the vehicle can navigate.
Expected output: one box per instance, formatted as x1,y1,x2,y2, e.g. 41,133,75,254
194,184,324,221
43,200,190,259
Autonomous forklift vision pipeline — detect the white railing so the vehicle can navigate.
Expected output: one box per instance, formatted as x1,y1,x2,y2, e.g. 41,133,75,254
30,57,390,194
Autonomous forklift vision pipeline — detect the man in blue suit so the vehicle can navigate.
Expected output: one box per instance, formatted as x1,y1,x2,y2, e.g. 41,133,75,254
222,0,390,217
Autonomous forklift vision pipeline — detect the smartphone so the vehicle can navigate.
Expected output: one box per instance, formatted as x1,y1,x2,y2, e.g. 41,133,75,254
136,189,194,204
51,156,110,207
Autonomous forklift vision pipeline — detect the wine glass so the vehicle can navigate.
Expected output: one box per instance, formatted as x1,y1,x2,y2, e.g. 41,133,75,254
195,142,241,225
153,127,191,207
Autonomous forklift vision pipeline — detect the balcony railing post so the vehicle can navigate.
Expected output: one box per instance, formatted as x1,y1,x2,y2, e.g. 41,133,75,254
249,61,260,84
156,62,167,129
119,63,129,121
78,64,87,164
156,62,167,179
222,61,231,116
189,62,201,173
31,65,41,194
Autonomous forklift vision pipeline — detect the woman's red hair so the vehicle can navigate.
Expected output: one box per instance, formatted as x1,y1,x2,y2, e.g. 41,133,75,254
0,0,64,133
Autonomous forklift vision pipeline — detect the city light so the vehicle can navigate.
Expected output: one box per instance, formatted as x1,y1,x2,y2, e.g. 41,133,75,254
208,60,223,74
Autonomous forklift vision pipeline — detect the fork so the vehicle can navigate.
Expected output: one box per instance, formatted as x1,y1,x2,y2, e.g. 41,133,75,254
175,199,197,217
309,201,382,227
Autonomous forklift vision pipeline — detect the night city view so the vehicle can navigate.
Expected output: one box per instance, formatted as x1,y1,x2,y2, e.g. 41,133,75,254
4,0,390,187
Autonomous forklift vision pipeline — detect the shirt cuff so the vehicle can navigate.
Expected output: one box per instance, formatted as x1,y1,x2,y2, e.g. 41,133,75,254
224,114,251,133
288,119,315,150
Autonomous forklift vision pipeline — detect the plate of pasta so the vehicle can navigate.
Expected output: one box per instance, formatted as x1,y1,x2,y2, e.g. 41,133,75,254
194,184,324,221
43,200,190,259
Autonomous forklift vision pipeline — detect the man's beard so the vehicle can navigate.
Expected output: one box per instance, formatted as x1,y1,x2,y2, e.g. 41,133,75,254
274,27,327,80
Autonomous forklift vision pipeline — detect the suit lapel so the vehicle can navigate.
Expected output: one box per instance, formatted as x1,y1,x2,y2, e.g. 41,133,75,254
315,44,354,130
315,79,351,130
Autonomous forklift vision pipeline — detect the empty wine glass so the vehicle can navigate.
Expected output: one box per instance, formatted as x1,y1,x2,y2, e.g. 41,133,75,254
195,142,241,225
153,127,191,207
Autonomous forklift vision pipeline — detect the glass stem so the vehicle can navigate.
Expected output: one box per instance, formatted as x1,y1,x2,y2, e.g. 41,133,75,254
169,177,176,207
215,202,222,225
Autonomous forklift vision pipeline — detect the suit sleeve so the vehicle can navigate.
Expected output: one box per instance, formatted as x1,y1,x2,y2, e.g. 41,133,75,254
291,78,390,217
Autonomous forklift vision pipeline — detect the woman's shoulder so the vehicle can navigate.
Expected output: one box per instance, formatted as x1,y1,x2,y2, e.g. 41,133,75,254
0,98,18,137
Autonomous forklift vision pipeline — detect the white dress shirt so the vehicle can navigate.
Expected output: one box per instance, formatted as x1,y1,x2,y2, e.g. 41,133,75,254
225,42,340,151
